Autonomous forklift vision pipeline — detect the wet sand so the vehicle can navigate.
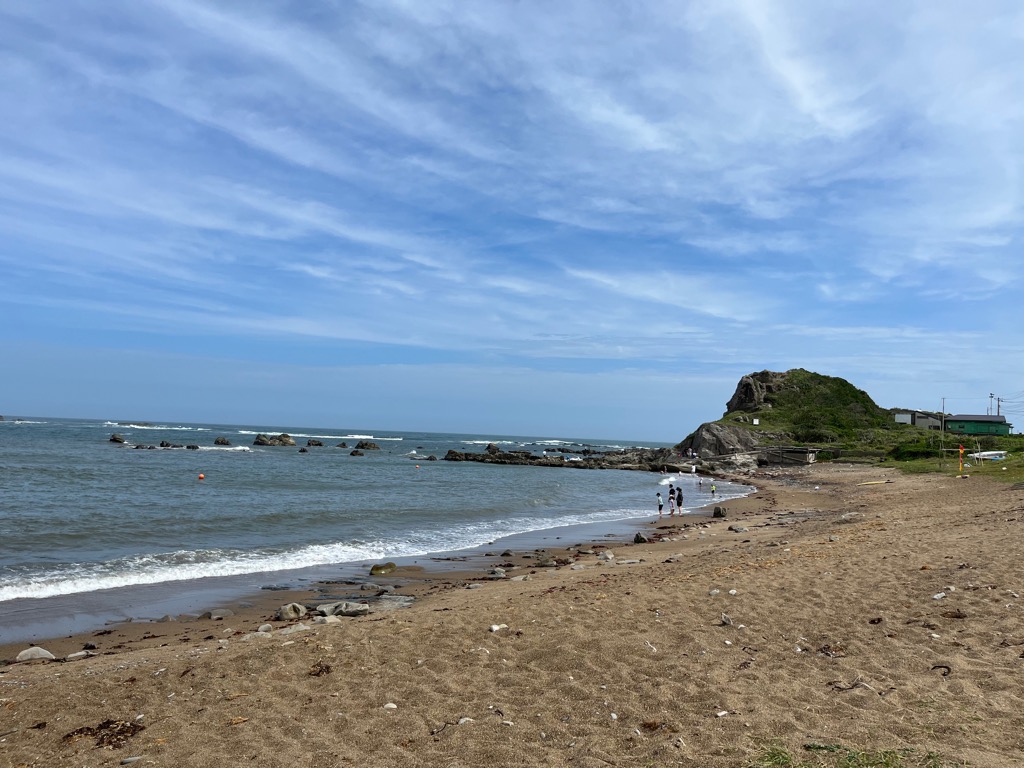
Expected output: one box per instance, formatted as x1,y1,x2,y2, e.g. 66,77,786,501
2,463,1022,766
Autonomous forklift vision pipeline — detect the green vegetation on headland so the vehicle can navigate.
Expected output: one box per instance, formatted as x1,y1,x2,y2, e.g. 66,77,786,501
685,368,1022,483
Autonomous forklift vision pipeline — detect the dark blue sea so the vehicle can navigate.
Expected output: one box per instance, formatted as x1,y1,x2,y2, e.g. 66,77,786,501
0,417,751,643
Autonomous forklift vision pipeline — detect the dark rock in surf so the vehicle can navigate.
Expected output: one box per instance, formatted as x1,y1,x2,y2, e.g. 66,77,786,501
186,444,199,450
109,434,125,443
306,439,324,447
214,437,231,446
298,447,308,453
253,433,297,447
350,449,364,456
336,442,348,449
354,440,380,451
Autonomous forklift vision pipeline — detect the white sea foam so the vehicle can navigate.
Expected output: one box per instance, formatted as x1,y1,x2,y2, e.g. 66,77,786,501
0,505,664,602
236,430,402,441
104,422,210,431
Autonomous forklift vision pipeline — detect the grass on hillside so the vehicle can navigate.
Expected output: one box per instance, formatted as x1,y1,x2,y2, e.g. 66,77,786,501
747,742,968,768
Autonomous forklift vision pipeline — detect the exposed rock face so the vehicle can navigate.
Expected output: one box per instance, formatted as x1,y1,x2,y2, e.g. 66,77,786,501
354,440,380,451
253,433,296,447
676,422,760,459
306,439,324,447
726,370,789,413
109,434,125,443
214,436,231,446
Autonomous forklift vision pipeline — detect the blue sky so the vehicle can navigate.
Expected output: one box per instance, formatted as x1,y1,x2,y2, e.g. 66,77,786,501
1,1,1022,440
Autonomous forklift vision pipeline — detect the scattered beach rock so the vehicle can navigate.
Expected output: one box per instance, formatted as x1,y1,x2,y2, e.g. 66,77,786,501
16,647,55,662
634,532,650,543
276,602,308,620
370,562,397,576
278,622,312,636
200,608,235,620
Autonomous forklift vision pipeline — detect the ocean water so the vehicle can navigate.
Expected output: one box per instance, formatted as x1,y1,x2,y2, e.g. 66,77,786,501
0,417,751,643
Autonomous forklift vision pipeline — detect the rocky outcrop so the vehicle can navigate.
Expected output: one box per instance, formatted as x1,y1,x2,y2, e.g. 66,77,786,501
676,422,761,459
306,439,324,447
109,434,125,443
725,370,789,413
253,433,296,447
443,445,676,471
354,440,380,451
214,436,231,446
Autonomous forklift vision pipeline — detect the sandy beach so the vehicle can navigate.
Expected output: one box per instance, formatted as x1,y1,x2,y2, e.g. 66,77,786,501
2,462,1023,767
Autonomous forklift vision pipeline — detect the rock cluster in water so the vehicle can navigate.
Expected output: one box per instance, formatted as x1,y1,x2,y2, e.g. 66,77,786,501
443,442,678,471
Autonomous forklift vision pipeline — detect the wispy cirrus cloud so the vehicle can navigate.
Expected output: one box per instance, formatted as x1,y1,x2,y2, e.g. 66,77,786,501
0,1,1022,435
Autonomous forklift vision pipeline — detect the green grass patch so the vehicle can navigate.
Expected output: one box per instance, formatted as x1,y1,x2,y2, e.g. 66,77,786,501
746,742,968,767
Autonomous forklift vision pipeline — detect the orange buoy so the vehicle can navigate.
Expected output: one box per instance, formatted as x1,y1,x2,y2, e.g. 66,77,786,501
198,473,205,480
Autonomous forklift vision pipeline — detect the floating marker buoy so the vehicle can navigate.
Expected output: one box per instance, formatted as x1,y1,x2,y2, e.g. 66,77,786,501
198,473,205,480
415,465,420,469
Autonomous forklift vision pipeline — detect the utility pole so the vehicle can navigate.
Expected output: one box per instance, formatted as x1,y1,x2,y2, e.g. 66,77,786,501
940,397,945,470
989,392,994,415
997,397,1002,416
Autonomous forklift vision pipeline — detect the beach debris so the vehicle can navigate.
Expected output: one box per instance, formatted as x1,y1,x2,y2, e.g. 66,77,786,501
490,623,509,633
309,659,332,677
727,525,749,533
827,677,874,692
278,622,311,636
16,646,55,662
120,758,143,766
713,507,727,518
610,713,618,720
502,720,514,727
457,717,475,725
720,613,733,626
276,602,307,620
931,664,953,677
63,719,145,749
932,592,946,600
715,710,730,718
616,558,642,565
598,551,615,562
370,561,398,576
645,640,657,653
868,617,884,625
383,702,398,710
818,643,846,658
66,650,99,661
634,532,649,543
728,589,738,596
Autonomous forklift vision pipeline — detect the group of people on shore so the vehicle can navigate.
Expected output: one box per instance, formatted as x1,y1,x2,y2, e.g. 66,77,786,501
656,478,717,516
657,484,684,516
